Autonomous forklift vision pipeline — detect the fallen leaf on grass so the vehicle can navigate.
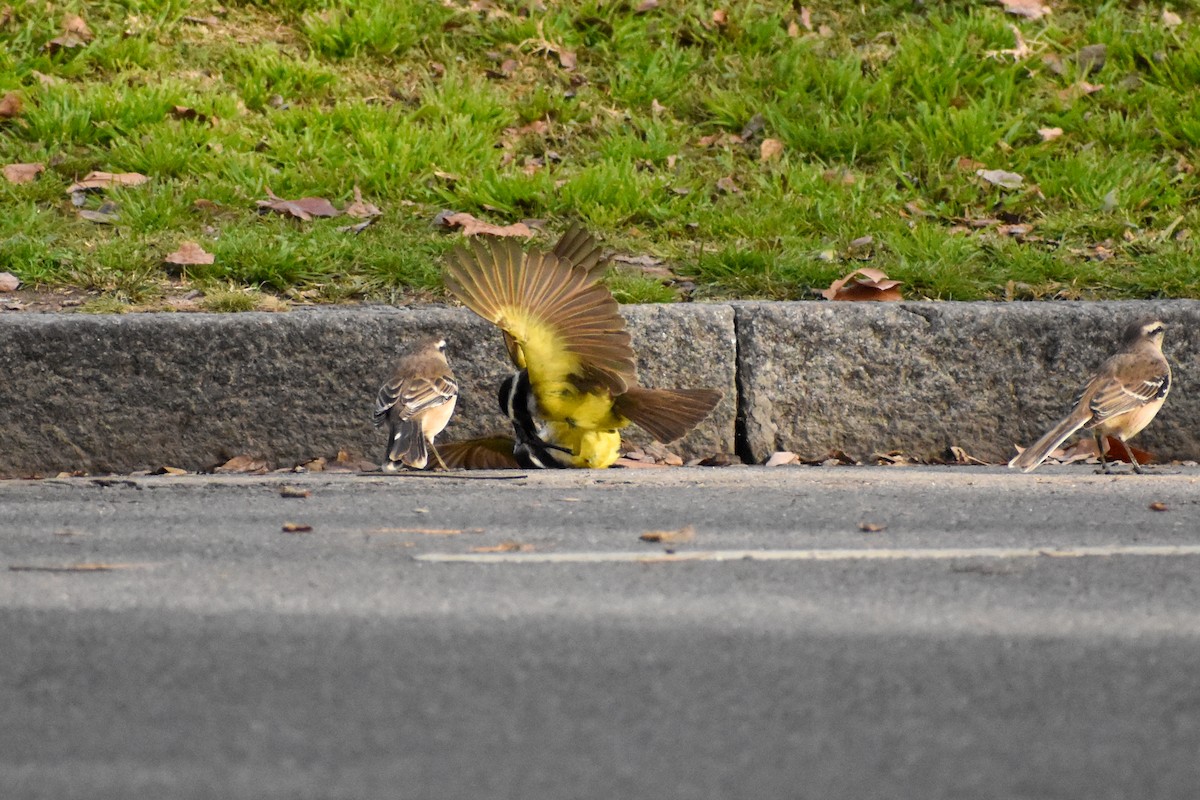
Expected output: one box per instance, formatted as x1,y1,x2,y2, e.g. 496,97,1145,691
716,175,740,194
472,541,534,553
1162,9,1182,27
77,204,120,224
337,218,378,235
976,169,1024,190
281,522,313,533
164,241,215,266
215,455,270,474
0,272,22,292
1071,44,1107,75
711,9,727,26
997,0,1051,19
760,138,784,162
639,525,696,544
1148,502,1168,512
344,185,382,219
821,267,903,302
1038,126,1063,142
696,132,743,148
3,162,43,184
438,211,533,238
65,172,148,194
0,92,22,119
279,485,311,498
858,521,887,533
256,189,340,221
44,14,93,51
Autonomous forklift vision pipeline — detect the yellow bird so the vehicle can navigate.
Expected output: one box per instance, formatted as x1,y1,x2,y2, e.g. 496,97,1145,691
443,229,721,468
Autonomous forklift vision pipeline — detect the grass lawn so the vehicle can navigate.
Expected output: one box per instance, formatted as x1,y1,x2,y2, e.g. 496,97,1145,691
1,0,1198,311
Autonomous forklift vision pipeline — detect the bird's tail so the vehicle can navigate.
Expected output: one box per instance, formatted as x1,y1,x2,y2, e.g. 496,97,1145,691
1007,406,1092,473
386,419,429,470
614,387,722,443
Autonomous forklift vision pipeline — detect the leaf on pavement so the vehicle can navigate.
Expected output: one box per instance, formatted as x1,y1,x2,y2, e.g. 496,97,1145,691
164,241,215,266
215,454,270,474
858,521,887,533
3,162,43,184
279,485,311,498
765,451,801,467
821,267,903,302
472,541,534,553
1148,502,1168,512
65,171,149,194
639,524,696,544
281,522,313,533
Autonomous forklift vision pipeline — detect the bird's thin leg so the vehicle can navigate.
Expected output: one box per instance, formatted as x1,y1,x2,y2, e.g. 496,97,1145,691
1117,438,1144,474
430,443,450,471
1094,432,1111,474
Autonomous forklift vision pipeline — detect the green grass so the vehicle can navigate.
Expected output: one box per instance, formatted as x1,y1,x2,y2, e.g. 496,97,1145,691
2,0,1199,308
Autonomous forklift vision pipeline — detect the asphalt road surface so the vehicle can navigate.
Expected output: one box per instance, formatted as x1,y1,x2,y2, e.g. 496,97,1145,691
3,466,1200,799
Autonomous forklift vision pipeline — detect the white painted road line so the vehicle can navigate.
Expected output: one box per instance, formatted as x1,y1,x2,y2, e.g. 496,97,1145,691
414,544,1200,565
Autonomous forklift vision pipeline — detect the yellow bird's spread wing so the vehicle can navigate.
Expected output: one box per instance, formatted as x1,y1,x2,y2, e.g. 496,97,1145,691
444,237,635,395
551,223,606,278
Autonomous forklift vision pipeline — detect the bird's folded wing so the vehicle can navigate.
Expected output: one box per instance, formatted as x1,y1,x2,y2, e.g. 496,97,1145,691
444,238,635,394
374,374,458,423
434,436,521,469
1082,358,1170,426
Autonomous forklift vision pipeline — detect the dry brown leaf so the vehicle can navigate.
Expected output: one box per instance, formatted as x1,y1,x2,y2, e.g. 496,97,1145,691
946,446,989,466
0,272,21,292
558,49,577,70
281,522,313,533
215,455,270,474
0,91,23,119
997,0,1051,19
256,189,340,221
858,521,887,533
2,162,42,184
696,132,743,148
77,207,119,224
639,525,696,544
765,451,801,467
1038,126,1063,142
279,485,311,498
716,175,740,194
65,171,149,194
787,19,801,37
799,6,813,31
164,241,214,266
635,0,658,11
62,13,93,40
1148,502,1168,512
344,185,382,219
440,211,533,238
1162,9,1182,27
759,138,784,163
157,466,188,476
472,541,534,553
711,9,727,26
821,267,903,302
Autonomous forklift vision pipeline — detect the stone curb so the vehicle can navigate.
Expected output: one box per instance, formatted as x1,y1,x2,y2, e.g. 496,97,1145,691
1,300,1196,474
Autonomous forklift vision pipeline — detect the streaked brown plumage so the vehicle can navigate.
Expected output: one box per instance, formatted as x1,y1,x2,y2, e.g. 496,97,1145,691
1008,318,1170,473
373,336,458,471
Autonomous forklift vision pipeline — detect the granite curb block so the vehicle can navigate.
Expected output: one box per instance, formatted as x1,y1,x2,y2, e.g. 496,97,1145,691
1,301,1196,474
0,305,737,475
734,300,1200,464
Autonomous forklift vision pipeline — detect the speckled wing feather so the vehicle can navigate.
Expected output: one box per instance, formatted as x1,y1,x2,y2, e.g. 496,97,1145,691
1080,352,1170,430
373,369,457,424
444,238,635,395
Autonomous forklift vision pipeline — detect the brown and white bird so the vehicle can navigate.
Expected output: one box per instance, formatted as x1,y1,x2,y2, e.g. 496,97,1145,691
1008,318,1170,474
373,336,458,471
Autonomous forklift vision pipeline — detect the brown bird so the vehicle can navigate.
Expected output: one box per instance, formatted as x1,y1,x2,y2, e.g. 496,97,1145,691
443,230,721,468
373,336,458,471
1009,318,1170,473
